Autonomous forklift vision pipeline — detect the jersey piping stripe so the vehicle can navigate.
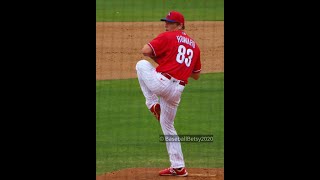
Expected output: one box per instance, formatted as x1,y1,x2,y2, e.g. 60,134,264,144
193,69,201,73
148,43,156,57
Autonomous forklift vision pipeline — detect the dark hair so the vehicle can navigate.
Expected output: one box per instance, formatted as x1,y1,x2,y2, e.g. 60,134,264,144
175,22,185,30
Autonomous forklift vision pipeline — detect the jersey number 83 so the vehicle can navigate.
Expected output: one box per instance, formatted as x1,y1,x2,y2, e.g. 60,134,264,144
176,45,193,67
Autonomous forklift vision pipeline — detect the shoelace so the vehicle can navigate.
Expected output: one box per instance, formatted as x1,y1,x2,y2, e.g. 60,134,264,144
169,168,177,175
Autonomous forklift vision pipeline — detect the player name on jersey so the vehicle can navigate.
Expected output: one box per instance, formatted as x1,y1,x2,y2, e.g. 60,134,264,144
176,36,196,49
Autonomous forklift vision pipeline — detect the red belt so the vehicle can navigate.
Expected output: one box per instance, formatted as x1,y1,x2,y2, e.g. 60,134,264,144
161,73,186,86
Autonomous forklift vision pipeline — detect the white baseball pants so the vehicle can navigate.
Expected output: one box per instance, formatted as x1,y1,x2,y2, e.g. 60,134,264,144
136,59,185,168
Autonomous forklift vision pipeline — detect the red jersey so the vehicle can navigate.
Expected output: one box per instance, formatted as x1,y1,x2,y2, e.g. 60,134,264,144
148,30,201,84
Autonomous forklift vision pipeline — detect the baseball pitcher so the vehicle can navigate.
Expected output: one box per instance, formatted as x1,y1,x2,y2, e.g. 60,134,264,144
136,11,201,176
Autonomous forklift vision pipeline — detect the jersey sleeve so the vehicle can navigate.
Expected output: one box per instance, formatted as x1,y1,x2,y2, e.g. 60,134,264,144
148,33,167,57
193,50,201,73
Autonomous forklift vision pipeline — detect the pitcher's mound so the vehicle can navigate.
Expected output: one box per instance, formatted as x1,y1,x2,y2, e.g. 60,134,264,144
96,168,224,180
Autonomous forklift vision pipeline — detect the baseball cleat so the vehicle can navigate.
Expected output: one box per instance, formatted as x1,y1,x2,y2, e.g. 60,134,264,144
150,103,161,121
159,167,188,176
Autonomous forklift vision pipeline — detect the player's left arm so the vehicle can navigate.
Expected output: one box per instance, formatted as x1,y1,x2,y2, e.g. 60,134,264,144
142,33,167,62
141,44,153,57
141,44,157,61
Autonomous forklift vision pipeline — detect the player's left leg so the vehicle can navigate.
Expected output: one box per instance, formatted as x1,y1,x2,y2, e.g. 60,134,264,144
136,60,160,109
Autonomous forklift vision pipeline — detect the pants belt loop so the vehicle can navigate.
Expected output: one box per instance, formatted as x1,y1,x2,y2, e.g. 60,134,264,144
160,72,185,86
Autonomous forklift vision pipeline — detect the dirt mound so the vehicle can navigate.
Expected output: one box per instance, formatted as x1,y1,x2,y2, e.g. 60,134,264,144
96,21,224,80
96,168,224,180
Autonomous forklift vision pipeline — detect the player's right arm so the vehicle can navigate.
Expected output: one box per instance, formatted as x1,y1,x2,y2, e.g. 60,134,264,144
190,72,200,80
190,48,201,80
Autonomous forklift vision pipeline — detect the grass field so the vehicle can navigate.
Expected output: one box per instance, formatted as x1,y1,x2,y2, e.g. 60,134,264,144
96,0,224,22
96,73,224,175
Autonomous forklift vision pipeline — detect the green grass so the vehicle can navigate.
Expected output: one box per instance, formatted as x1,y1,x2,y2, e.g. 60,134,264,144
96,73,224,175
96,0,224,22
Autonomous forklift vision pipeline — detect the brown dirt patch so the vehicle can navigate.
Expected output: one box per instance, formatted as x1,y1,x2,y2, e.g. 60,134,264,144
96,168,224,180
96,21,224,80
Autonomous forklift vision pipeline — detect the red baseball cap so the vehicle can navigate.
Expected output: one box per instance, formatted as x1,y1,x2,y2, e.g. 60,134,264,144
160,11,185,25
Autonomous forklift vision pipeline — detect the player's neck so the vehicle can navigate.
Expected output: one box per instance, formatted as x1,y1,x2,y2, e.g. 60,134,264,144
169,29,182,32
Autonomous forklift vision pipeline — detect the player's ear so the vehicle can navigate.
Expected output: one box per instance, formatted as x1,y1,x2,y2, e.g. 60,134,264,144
177,23,184,30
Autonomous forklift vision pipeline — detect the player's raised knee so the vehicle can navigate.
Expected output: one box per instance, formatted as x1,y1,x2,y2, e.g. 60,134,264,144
136,60,149,71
